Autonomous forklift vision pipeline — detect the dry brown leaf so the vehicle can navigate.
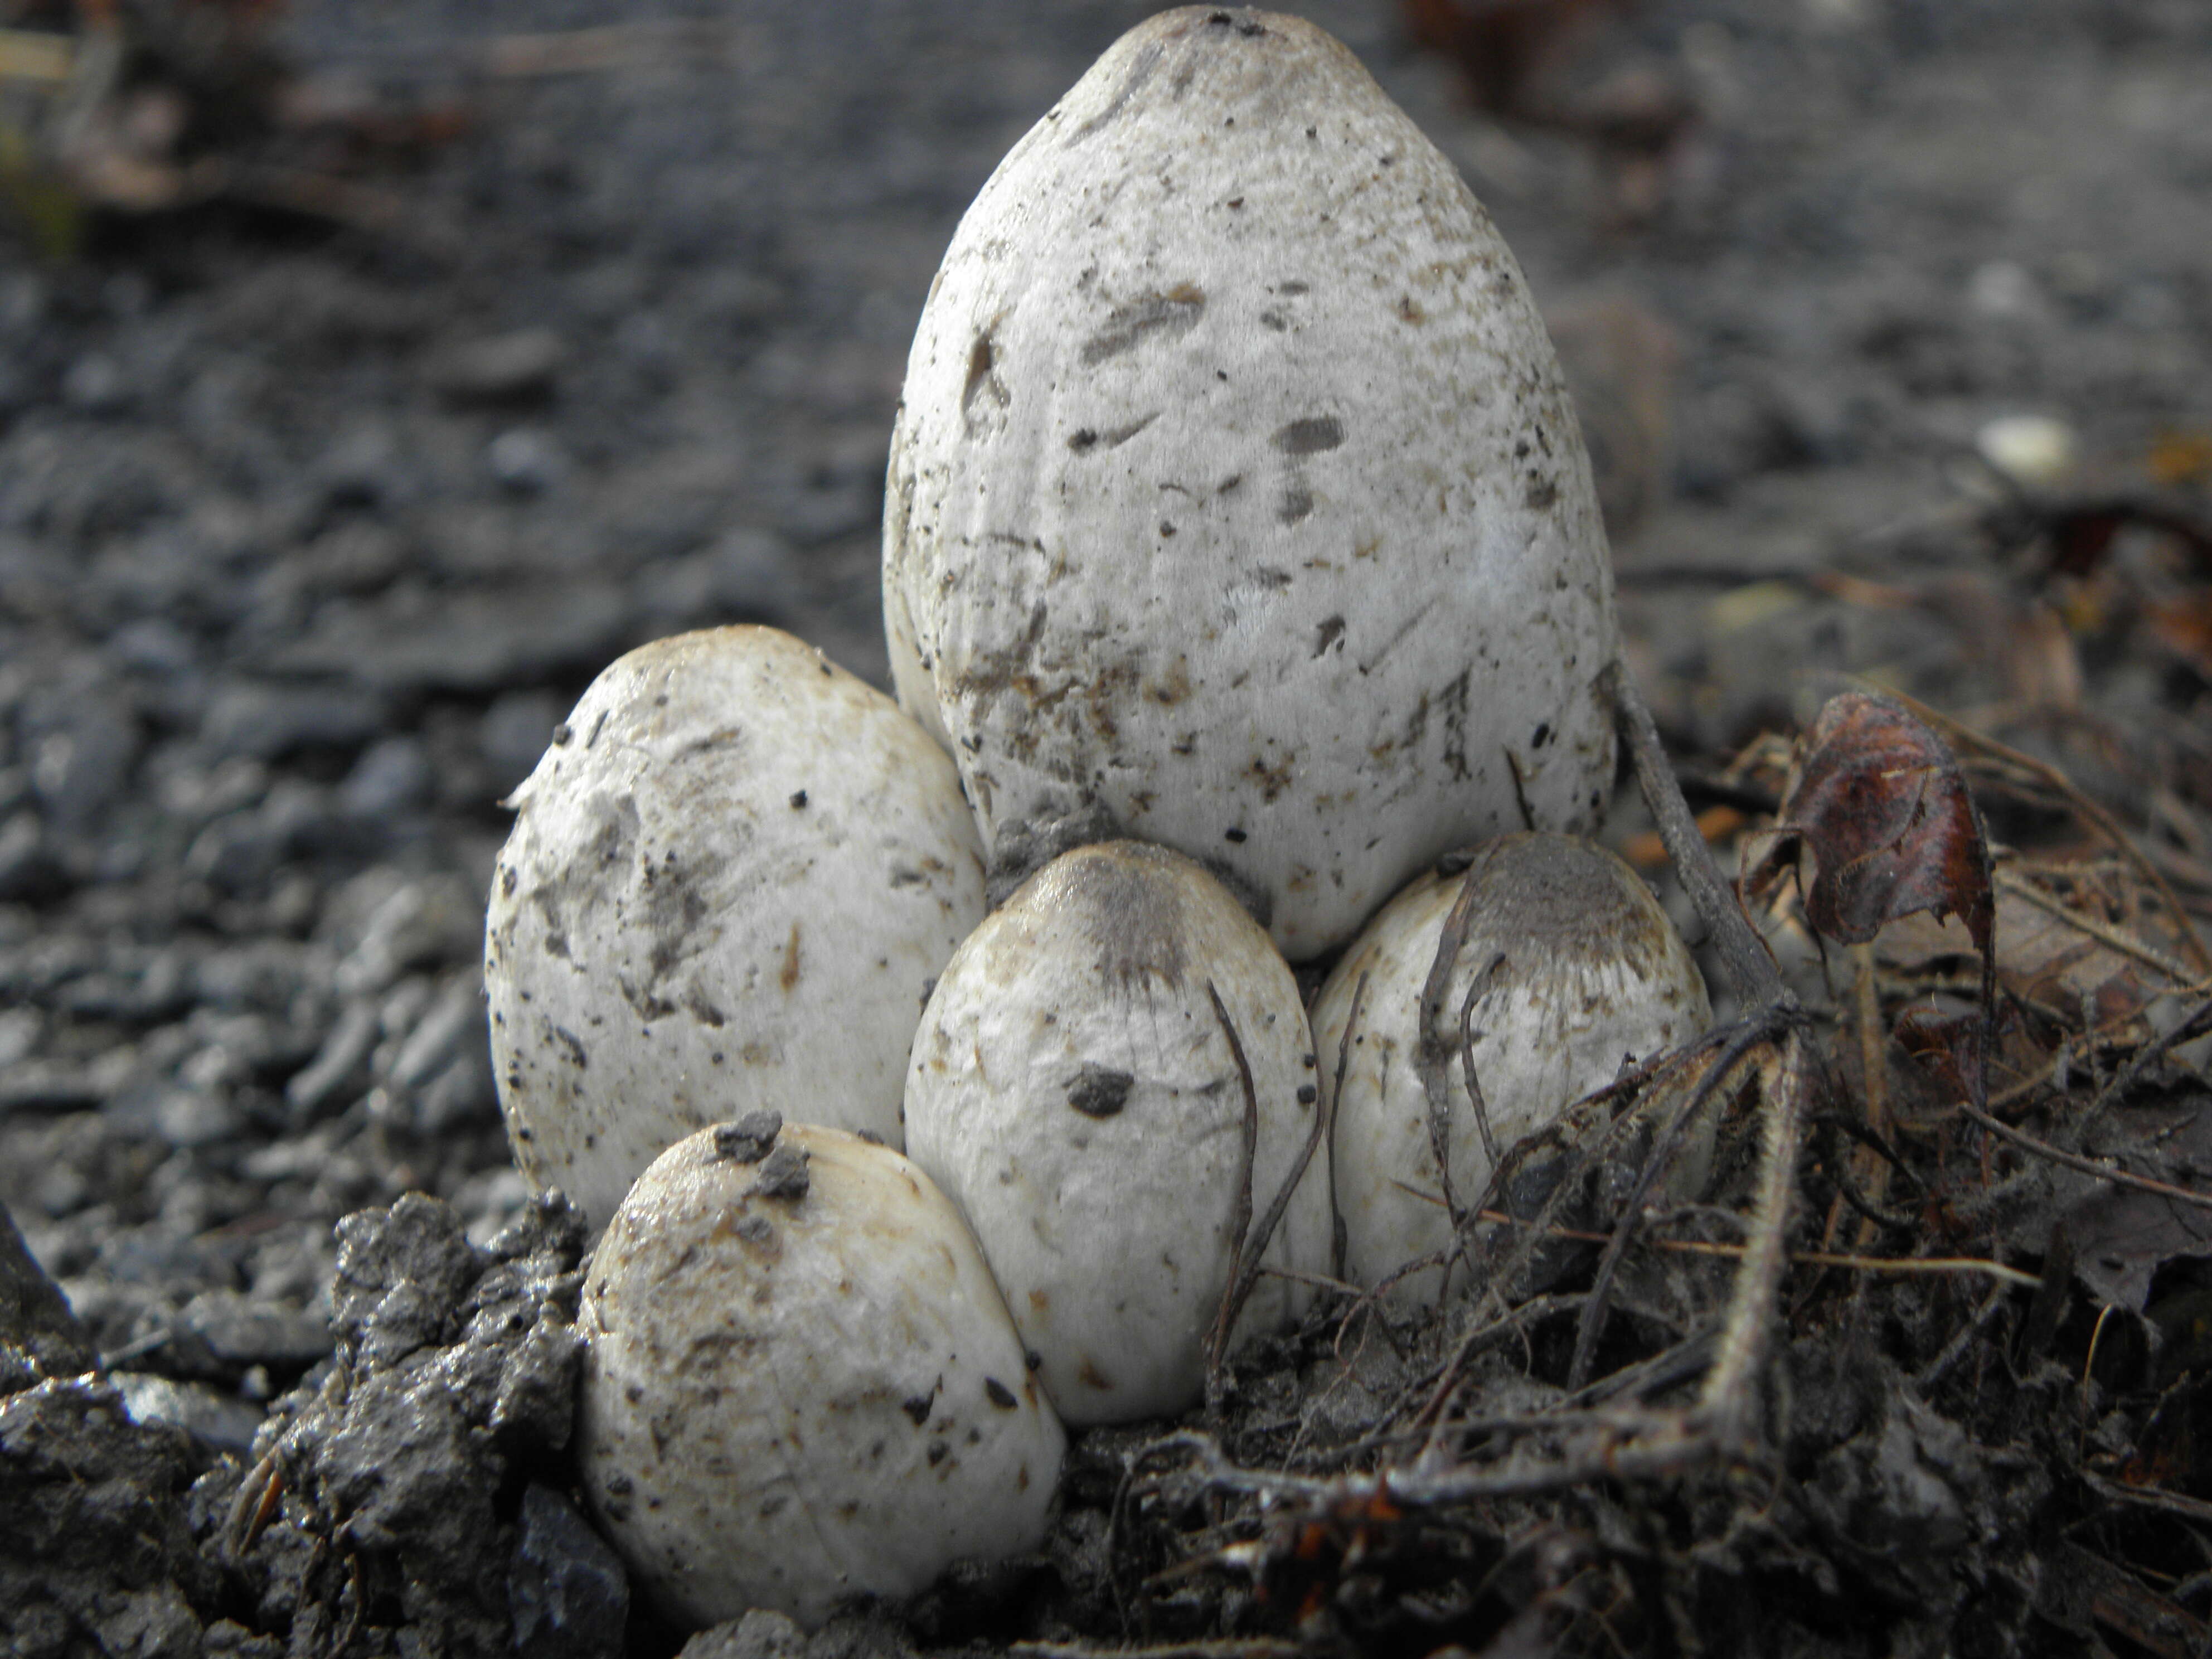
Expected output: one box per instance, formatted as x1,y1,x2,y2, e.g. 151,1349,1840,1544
1769,692,1995,964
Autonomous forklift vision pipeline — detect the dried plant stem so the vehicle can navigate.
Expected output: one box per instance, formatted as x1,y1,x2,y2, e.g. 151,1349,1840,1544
1605,657,1811,1450
1698,1031,1810,1447
1849,943,1895,1251
1603,658,1783,1006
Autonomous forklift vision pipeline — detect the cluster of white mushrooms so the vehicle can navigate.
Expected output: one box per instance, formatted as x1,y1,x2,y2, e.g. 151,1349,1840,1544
483,7,1713,1634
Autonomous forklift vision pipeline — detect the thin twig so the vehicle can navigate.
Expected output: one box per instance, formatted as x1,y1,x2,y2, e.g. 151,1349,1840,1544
1449,1206,2031,1284
1213,1005,1336,1373
1916,1280,2013,1390
2081,992,2212,1138
2080,1469,2212,1526
1457,953,1508,1173
1958,1098,2212,1214
1325,971,1371,1282
1995,868,2203,985
1202,982,1262,1399
1418,856,1493,1265
1849,942,1894,1251
1410,1292,1591,1457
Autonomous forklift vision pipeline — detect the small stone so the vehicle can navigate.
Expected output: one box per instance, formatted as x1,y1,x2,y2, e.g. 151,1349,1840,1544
110,1371,264,1456
433,328,565,404
62,352,129,414
488,429,567,494
174,1291,334,1372
510,1483,630,1659
24,688,140,830
0,811,65,903
202,680,387,763
340,735,433,819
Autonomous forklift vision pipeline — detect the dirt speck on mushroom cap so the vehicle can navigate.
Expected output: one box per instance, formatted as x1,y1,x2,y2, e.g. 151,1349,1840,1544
1316,833,1713,1304
885,7,1617,961
485,626,987,1234
904,841,1331,1424
577,1122,1063,1632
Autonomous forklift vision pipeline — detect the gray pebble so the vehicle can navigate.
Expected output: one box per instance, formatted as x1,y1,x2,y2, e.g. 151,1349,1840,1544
510,1483,630,1659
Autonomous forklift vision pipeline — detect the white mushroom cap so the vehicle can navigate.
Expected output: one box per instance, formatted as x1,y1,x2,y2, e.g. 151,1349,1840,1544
577,1118,1064,1633
885,7,1617,961
1314,833,1713,1306
485,627,987,1233
904,841,1330,1425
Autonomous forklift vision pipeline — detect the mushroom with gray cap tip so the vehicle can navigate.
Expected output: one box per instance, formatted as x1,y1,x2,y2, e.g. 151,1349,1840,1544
576,1116,1065,1632
904,840,1331,1424
484,625,987,1233
885,6,1617,960
1314,832,1713,1305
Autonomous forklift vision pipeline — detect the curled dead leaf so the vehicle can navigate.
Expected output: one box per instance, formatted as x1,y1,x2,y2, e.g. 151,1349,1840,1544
1768,692,1995,966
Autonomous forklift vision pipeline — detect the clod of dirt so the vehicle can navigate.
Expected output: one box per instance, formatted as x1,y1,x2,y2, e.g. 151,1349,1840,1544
1314,832,1712,1302
208,1191,598,1659
2,1376,220,1659
485,625,988,1233
904,840,1331,1424
2,1203,220,1659
576,1121,1063,1633
883,6,1618,962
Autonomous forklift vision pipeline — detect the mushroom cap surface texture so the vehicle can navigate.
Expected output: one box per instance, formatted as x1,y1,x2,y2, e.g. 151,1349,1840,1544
904,840,1330,1425
1314,833,1712,1305
485,626,987,1233
577,1120,1064,1632
884,6,1618,961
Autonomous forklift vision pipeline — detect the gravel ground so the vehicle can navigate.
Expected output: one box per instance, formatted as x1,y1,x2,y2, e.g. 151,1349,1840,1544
2,1,2210,1653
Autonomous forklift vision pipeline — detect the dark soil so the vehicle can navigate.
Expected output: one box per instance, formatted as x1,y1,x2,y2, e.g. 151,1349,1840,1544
4,1,2211,1655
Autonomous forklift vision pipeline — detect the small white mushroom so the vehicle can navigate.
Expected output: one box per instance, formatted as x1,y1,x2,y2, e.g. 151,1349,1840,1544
885,7,1617,960
484,626,987,1232
577,1117,1064,1632
904,841,1330,1425
1314,833,1713,1304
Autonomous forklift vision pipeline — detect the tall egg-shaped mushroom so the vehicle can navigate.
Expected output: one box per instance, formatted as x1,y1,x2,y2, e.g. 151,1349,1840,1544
485,627,987,1232
885,7,1617,960
1314,833,1712,1305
